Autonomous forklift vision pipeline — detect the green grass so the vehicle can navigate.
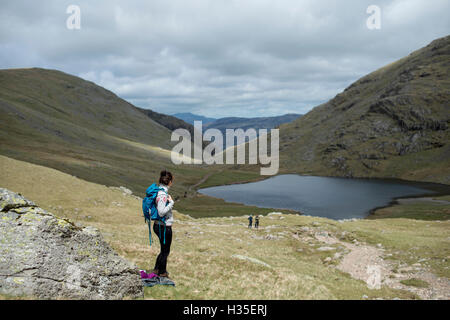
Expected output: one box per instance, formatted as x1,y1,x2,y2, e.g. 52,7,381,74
176,193,298,218
400,278,429,288
368,197,450,221
3,155,448,300
197,169,264,189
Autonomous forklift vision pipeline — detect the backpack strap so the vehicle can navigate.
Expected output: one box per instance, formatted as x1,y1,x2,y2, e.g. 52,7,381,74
156,221,167,245
146,218,152,247
163,224,166,245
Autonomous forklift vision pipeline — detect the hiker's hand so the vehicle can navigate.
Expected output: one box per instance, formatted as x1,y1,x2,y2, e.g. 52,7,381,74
168,195,174,202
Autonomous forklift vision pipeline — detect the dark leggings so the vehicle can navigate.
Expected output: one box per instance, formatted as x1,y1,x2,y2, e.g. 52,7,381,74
153,223,172,274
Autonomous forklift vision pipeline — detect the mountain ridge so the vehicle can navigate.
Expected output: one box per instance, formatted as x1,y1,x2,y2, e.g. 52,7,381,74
277,35,450,185
172,112,217,125
134,106,196,141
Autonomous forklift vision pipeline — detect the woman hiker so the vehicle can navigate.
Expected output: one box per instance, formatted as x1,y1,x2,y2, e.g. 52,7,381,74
150,170,175,280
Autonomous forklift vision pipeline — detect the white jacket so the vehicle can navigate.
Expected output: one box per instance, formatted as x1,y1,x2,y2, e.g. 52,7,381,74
156,185,174,226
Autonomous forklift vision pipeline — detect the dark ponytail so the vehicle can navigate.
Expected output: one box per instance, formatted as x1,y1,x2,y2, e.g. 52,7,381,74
159,170,173,186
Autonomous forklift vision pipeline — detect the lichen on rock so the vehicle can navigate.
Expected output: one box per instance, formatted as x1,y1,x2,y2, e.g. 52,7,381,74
0,188,142,299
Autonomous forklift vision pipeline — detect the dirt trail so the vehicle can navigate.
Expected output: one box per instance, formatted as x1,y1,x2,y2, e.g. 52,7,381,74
314,232,450,299
188,170,220,193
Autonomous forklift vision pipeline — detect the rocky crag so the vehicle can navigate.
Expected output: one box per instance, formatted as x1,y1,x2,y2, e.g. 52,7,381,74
279,35,450,184
0,188,142,299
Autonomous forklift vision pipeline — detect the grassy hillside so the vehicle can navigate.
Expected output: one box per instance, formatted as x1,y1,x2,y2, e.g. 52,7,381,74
135,106,196,140
0,68,261,203
278,36,450,184
0,68,174,192
1,155,449,300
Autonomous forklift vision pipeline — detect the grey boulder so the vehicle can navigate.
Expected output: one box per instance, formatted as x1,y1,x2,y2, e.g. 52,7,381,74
0,188,143,299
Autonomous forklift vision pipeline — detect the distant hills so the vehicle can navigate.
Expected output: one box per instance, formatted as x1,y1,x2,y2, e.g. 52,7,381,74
173,112,301,133
172,112,301,149
172,112,217,125
277,35,450,184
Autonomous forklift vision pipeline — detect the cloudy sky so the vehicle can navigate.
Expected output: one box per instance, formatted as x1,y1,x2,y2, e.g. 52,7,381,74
1,0,449,118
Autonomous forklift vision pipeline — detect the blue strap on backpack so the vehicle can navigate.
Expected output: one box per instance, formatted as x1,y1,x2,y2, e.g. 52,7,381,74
142,183,167,246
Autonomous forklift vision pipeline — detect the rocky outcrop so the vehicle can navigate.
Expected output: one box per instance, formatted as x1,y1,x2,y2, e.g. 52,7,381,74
0,188,142,299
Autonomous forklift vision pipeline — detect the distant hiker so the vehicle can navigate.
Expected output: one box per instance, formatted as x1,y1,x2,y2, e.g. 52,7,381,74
255,215,260,229
248,215,253,228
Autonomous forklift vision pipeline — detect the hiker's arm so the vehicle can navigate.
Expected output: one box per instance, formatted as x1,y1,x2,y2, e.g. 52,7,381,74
156,194,174,217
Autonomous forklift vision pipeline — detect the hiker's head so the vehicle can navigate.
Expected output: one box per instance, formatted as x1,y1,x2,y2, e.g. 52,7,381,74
159,170,173,187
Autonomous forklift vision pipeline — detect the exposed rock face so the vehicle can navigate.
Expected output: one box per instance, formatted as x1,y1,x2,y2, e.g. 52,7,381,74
0,188,142,299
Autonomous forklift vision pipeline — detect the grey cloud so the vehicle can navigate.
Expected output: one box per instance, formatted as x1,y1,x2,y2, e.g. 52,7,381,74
1,0,449,118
